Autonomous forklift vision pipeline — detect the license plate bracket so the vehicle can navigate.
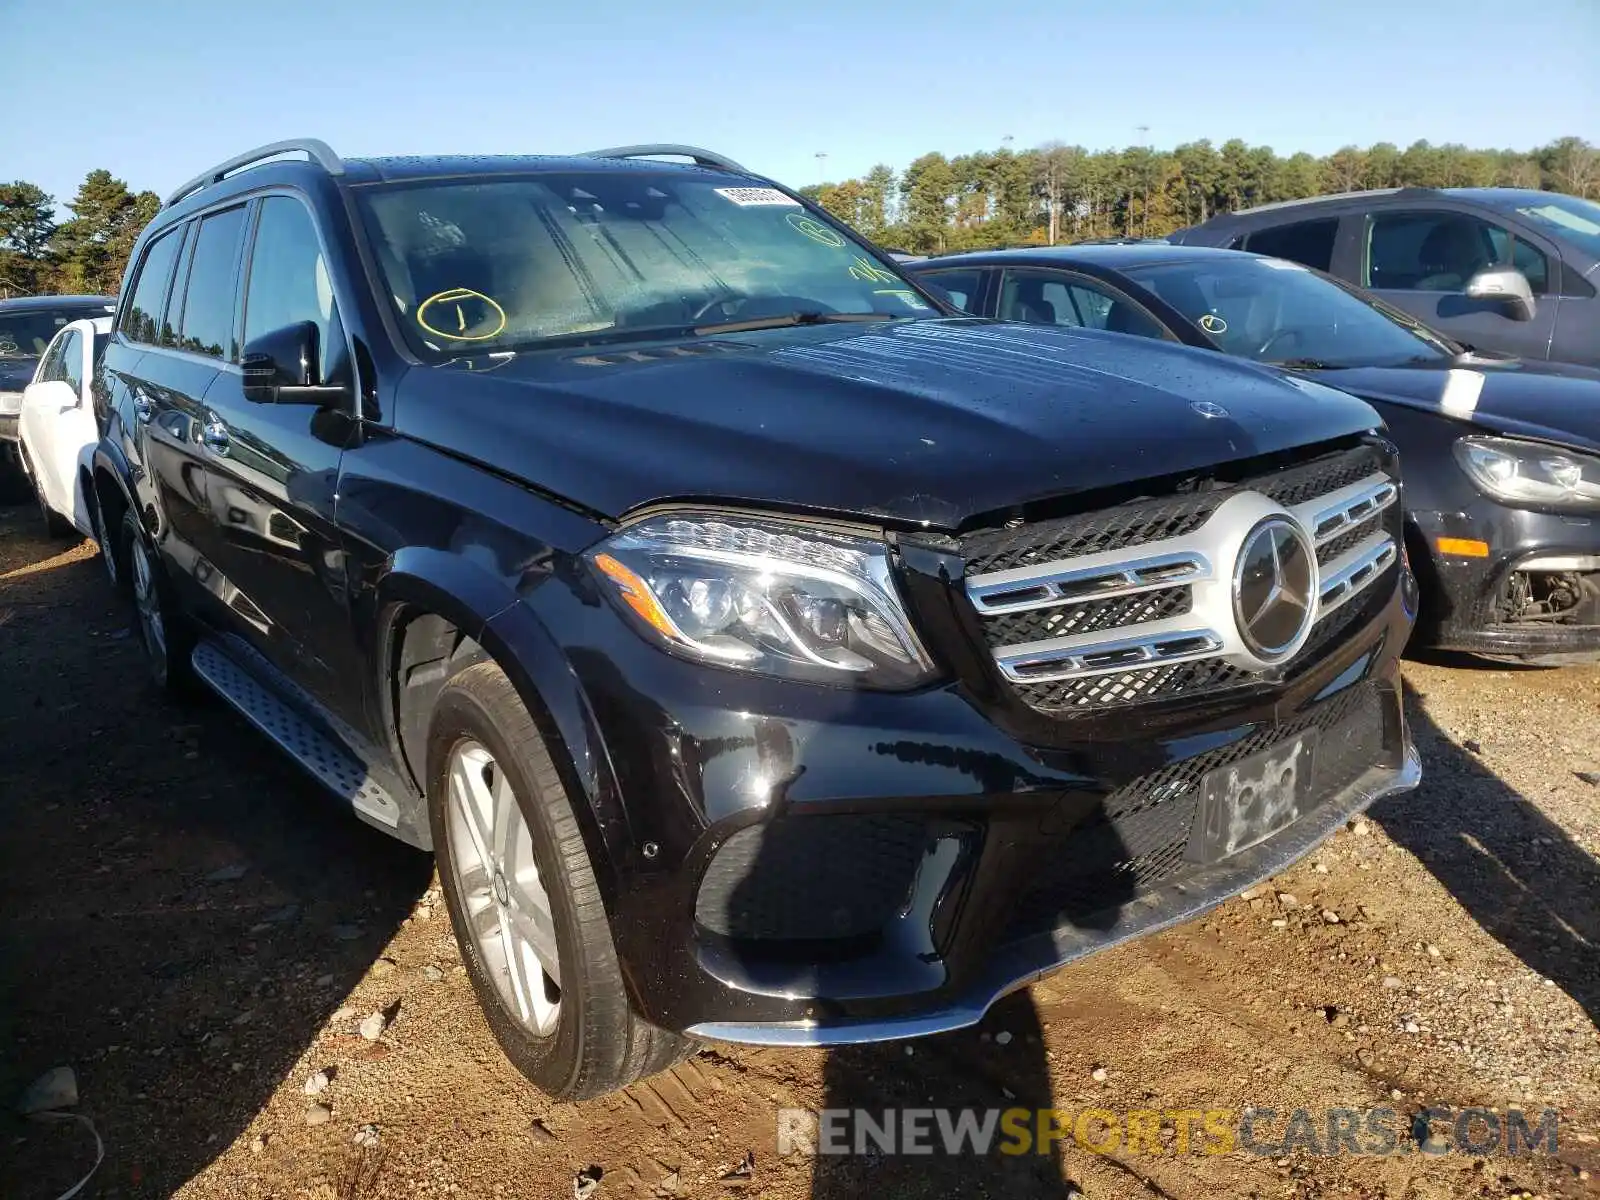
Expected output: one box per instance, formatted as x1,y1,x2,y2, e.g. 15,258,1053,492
1187,732,1319,863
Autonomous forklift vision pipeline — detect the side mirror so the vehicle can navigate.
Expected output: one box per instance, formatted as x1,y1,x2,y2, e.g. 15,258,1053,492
241,321,337,403
1465,267,1536,322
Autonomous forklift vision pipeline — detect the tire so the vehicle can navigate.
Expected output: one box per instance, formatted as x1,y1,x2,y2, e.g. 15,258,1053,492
18,445,75,540
122,508,197,696
91,486,126,594
426,661,690,1099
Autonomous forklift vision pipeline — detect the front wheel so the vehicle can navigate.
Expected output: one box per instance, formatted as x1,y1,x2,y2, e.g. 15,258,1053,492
426,662,690,1099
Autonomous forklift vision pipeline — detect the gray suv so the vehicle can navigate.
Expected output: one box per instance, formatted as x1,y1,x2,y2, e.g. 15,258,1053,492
1171,188,1600,367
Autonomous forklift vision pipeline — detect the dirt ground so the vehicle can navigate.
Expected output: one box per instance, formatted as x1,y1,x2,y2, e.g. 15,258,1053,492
2,500,1596,1200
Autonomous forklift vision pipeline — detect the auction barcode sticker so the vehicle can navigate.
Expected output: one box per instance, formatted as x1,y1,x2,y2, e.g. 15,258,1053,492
715,187,801,207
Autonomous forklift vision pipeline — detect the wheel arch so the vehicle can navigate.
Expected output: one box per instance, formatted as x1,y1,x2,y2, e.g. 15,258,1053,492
90,442,136,526
374,550,633,903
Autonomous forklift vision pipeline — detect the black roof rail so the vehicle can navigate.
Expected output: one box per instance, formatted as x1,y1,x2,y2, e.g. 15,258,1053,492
164,138,344,209
581,144,750,174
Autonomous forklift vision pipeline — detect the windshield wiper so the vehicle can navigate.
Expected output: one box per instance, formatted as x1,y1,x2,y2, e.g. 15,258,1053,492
694,311,905,335
1265,357,1344,370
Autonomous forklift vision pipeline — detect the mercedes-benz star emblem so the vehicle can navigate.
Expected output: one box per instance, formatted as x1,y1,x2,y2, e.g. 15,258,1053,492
1191,401,1230,419
1233,517,1316,660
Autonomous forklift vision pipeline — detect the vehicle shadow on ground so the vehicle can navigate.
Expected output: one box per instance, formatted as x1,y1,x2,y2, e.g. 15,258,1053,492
0,520,432,1199
1372,683,1599,1028
809,991,1085,1198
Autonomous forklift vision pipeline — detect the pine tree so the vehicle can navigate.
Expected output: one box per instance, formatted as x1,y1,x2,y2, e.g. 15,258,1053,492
0,181,57,297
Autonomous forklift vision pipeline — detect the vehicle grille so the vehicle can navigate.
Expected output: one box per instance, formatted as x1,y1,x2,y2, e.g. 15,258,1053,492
963,443,1399,715
1006,679,1388,930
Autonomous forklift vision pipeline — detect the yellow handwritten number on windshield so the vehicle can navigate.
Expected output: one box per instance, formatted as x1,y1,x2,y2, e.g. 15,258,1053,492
416,288,508,342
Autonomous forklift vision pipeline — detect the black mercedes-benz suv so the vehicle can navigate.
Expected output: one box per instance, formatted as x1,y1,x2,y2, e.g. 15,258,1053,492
91,139,1420,1098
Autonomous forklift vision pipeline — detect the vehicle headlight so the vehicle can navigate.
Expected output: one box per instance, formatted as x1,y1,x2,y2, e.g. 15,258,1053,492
1453,436,1600,509
588,514,936,688
0,390,23,416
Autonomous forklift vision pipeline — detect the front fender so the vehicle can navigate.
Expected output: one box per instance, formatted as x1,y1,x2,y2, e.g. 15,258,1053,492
372,549,632,907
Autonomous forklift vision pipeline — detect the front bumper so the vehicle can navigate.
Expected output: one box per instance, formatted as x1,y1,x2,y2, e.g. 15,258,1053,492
0,413,17,443
693,744,1419,1045
1410,501,1600,663
530,557,1417,1041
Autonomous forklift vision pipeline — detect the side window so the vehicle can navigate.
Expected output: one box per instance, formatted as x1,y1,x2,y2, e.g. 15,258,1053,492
59,330,83,394
916,269,981,313
120,227,184,346
243,196,344,381
175,206,247,359
999,271,1081,326
1069,283,1167,339
1068,285,1115,329
1365,212,1505,293
33,333,65,384
1242,219,1339,272
1485,227,1550,295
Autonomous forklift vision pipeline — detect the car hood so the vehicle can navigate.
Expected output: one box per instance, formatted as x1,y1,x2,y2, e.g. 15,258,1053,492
0,356,39,392
1303,356,1600,454
396,319,1382,529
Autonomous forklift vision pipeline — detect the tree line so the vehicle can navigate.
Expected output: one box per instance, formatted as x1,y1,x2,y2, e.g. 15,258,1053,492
0,171,159,299
798,136,1599,255
2,136,1597,298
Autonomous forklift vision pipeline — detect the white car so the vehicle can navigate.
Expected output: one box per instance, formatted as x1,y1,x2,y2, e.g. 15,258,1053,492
17,316,111,545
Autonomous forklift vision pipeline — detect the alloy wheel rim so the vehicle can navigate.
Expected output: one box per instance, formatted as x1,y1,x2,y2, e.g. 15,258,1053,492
445,740,562,1036
130,538,166,660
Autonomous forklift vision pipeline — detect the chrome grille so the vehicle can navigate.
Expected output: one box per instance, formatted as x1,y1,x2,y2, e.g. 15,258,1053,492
964,445,1399,713
982,586,1192,647
963,494,1222,576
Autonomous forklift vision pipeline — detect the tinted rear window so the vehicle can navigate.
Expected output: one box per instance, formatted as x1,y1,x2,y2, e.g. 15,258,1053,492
1242,218,1339,272
122,229,185,345
174,206,247,360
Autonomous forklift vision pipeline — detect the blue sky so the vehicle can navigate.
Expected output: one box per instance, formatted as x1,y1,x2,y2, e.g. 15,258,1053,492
4,0,1595,207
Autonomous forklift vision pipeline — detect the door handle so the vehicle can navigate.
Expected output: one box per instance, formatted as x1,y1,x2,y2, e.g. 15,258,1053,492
132,393,153,422
201,419,231,455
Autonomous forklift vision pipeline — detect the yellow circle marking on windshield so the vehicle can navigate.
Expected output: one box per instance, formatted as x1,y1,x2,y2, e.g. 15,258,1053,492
416,288,508,342
1199,312,1228,335
786,212,846,248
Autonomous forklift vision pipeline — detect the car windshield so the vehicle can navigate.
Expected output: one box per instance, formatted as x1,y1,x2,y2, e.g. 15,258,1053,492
356,171,936,357
0,306,105,360
1510,195,1600,258
1123,256,1452,368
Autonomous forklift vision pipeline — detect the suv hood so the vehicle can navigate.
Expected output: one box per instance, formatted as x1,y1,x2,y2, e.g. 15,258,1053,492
1305,357,1600,454
396,319,1382,529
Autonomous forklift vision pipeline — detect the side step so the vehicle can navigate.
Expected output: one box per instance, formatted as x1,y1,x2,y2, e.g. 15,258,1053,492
191,641,401,829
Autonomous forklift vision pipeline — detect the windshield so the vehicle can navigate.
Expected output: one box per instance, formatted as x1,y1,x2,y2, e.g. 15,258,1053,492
1123,256,1451,368
0,306,107,360
356,171,936,357
1512,196,1600,259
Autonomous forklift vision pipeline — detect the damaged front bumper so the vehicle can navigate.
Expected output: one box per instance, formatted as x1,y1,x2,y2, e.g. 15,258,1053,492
1411,503,1600,664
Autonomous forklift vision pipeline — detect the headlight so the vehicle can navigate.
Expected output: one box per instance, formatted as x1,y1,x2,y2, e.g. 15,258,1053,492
1453,436,1600,509
588,514,936,688
0,391,23,416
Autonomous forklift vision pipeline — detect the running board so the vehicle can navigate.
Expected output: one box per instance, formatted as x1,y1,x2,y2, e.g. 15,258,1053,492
191,641,401,829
